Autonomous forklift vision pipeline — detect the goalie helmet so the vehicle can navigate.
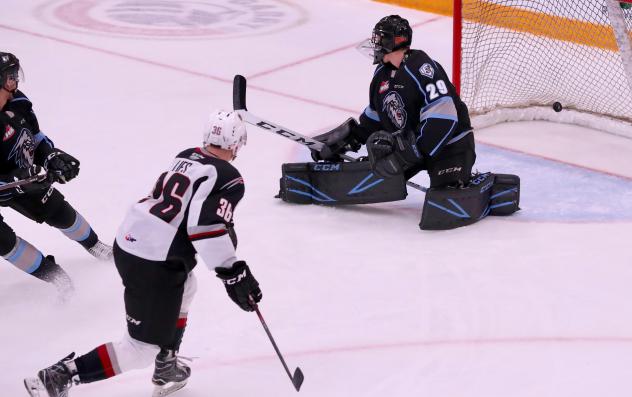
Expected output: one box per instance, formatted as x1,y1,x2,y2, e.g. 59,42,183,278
371,15,413,64
0,52,22,90
203,110,247,158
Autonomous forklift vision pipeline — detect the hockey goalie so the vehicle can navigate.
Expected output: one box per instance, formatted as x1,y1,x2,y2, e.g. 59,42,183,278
275,15,520,230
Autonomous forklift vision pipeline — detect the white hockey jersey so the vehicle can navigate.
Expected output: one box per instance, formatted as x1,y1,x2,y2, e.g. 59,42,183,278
115,147,244,270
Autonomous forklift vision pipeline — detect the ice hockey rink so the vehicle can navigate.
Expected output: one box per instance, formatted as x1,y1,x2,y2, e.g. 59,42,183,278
2,0,632,396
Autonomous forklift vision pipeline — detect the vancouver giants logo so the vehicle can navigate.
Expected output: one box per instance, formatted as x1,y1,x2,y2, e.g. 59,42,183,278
8,129,35,168
36,0,307,40
382,91,407,129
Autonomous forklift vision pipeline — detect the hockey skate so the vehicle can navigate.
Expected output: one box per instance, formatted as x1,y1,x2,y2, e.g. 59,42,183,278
24,353,76,397
35,256,74,301
151,350,191,397
86,240,113,261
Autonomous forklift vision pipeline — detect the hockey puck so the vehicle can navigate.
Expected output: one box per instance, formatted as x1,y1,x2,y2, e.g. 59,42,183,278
553,102,563,112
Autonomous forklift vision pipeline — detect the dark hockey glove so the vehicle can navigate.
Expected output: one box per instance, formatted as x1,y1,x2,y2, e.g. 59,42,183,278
44,149,80,184
367,130,421,178
0,165,48,198
310,118,362,162
367,131,400,177
215,261,262,312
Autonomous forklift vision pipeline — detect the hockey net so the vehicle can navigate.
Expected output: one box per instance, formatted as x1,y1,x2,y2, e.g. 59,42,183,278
453,0,632,138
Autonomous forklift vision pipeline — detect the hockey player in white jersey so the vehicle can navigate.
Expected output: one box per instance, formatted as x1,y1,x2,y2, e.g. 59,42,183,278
24,110,262,397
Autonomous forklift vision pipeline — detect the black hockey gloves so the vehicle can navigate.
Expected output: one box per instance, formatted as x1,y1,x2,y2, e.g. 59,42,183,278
310,118,361,162
367,130,421,178
215,261,262,312
0,165,48,198
44,149,80,184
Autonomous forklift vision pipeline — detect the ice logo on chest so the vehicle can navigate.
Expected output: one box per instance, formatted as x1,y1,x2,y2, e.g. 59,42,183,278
382,91,407,129
8,129,35,168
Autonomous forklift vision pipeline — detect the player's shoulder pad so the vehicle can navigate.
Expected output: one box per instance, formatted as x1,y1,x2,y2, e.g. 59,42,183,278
213,160,244,195
177,147,222,165
6,90,33,112
177,148,244,192
9,90,32,105
372,63,386,77
404,50,442,81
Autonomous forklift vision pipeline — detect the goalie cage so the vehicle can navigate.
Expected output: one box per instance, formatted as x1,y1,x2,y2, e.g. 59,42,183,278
453,0,632,139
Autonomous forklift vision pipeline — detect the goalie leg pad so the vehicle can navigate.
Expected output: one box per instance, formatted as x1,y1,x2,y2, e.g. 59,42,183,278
489,173,520,216
419,172,494,230
279,161,407,205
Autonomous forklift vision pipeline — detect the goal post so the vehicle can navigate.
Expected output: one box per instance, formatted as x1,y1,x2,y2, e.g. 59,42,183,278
453,0,632,138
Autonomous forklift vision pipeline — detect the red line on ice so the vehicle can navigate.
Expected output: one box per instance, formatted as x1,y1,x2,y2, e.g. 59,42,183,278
213,335,632,366
246,16,445,80
478,139,632,182
0,24,353,114
2,22,631,180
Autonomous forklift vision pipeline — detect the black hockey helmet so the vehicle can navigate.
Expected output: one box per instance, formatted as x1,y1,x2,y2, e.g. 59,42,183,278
371,15,413,64
0,52,22,90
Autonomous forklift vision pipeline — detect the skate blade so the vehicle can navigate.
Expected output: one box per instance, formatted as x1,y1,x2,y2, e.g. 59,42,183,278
152,380,188,397
24,377,45,397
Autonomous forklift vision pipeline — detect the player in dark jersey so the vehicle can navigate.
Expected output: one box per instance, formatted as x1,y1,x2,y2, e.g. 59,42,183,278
25,110,263,397
0,52,112,293
297,16,518,229
313,15,476,188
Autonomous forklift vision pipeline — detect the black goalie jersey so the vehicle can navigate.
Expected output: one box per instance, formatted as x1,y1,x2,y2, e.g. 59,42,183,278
358,50,472,159
115,147,244,270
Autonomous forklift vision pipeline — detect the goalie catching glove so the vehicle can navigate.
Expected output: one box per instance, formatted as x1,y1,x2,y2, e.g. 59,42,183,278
215,261,262,312
366,129,421,178
44,148,80,184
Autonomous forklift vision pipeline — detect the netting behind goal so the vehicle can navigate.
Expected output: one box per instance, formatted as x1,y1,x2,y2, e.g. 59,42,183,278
454,0,632,137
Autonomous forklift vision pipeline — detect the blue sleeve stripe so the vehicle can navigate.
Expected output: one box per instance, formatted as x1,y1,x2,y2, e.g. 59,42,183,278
416,120,428,142
373,65,384,76
429,121,457,156
9,97,30,103
421,113,458,122
33,131,54,148
446,129,472,145
363,106,380,122
420,97,458,122
33,131,46,146
420,96,453,112
403,65,428,104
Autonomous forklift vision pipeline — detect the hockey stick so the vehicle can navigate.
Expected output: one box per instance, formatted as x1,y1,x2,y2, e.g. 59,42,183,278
232,75,427,193
249,297,304,392
0,171,48,193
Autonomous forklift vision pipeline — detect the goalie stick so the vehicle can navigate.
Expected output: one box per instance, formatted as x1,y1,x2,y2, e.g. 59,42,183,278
232,75,427,193
249,297,304,392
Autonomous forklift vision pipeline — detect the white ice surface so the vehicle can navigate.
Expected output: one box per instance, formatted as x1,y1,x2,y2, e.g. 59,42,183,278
2,1,632,397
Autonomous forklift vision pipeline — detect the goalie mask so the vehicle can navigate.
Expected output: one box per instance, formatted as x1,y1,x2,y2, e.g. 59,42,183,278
203,110,247,159
0,52,23,92
362,15,412,65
